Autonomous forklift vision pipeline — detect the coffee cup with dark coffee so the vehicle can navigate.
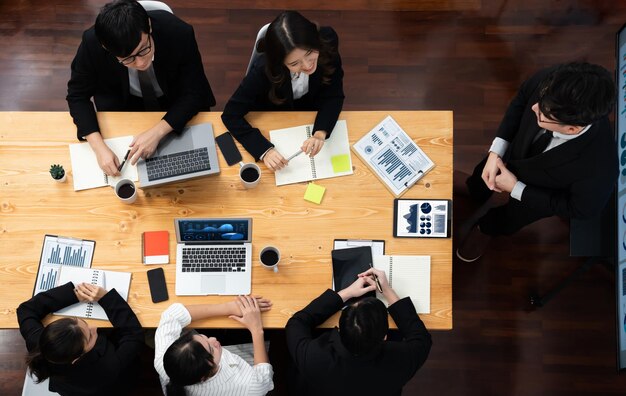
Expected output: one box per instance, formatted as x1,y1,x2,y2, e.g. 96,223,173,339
239,162,261,189
114,179,137,204
259,246,280,272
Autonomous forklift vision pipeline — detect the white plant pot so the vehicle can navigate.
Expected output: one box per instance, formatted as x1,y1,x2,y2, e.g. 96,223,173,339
53,173,67,183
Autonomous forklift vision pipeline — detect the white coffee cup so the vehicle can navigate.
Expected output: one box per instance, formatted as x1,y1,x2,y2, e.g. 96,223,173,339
114,179,137,204
239,162,261,188
259,246,280,273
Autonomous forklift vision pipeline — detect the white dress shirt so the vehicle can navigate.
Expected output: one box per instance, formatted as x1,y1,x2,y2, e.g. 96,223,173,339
154,303,274,396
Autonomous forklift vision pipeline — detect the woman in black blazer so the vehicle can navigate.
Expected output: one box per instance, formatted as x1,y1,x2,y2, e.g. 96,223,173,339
221,10,345,171
17,282,144,396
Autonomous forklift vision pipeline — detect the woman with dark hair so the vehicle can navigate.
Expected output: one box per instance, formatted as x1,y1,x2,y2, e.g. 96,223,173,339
154,295,274,396
17,282,144,395
221,10,344,172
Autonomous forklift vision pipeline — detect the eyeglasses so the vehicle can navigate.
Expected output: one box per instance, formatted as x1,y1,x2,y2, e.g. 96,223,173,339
118,35,152,66
535,107,562,125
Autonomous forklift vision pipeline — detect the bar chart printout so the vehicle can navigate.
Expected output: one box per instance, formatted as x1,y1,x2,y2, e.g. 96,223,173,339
33,235,95,295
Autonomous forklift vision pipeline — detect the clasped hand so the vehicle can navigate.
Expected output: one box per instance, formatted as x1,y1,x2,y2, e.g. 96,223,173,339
228,295,272,333
481,153,518,193
74,282,107,303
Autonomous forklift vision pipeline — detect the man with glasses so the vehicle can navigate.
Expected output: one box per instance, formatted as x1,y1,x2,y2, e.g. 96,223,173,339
67,0,215,176
457,62,617,262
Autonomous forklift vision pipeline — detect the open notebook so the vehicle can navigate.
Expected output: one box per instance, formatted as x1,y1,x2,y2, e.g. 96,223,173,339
373,255,431,313
54,266,132,320
69,135,138,191
270,120,353,186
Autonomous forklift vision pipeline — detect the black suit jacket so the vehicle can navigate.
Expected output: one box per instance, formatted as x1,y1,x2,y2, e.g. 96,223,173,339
221,27,345,160
17,282,144,396
67,10,215,140
285,289,432,396
496,67,618,219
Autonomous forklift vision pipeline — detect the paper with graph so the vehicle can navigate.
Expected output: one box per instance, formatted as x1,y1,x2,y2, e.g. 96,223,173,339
353,115,434,197
270,120,353,186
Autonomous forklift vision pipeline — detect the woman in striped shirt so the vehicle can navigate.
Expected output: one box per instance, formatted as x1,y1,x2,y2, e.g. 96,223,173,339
154,295,274,396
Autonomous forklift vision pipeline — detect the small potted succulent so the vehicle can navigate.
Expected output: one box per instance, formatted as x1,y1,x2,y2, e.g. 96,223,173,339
49,164,66,183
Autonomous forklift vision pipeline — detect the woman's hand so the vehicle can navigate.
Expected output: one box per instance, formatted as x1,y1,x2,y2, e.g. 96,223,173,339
262,148,288,172
301,130,327,157
228,295,266,334
74,283,107,303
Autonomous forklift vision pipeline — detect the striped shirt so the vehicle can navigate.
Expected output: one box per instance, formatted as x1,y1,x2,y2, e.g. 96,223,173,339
154,303,274,396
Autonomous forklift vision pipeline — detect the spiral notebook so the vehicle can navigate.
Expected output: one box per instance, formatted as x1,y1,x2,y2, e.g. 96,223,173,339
373,255,431,313
69,135,138,191
270,120,353,186
54,266,132,320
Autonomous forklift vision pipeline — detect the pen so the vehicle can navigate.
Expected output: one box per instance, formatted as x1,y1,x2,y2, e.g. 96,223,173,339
369,262,383,293
286,149,304,162
117,149,131,172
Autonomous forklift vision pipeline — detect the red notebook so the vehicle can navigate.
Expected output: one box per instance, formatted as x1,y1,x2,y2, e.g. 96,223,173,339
142,231,169,265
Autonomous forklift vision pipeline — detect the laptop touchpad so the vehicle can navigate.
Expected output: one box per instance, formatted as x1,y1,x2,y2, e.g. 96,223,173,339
202,275,225,294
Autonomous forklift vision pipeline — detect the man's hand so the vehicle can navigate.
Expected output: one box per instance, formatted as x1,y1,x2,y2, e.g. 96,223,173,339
86,132,120,176
128,120,173,165
301,130,327,157
494,158,518,193
481,151,501,192
262,148,288,172
337,275,377,303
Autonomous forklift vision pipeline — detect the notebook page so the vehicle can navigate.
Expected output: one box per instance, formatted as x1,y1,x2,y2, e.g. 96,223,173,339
310,120,353,181
373,255,431,313
54,267,131,320
270,124,313,185
69,136,137,191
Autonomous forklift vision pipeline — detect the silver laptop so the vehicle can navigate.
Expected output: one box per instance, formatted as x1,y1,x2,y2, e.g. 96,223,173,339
174,218,252,296
137,123,220,188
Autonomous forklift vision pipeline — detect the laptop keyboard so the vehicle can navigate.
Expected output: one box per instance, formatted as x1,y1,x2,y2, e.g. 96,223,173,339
145,147,211,181
181,246,247,272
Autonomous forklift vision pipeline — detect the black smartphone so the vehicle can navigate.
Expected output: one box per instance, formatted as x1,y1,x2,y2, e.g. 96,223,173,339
216,132,243,166
147,267,169,303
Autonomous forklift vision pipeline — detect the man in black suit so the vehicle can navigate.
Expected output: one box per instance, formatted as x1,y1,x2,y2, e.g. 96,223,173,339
66,0,215,176
285,267,432,396
457,62,617,262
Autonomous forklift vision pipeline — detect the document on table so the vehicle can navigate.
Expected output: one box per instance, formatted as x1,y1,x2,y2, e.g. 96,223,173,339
69,136,138,191
352,115,434,197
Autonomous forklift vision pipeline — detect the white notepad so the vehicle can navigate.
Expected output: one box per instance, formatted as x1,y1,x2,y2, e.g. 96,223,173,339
54,266,132,320
270,120,353,186
373,255,430,313
69,136,138,191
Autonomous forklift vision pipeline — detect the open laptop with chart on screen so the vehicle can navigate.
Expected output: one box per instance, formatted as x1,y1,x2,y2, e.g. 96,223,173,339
174,218,252,295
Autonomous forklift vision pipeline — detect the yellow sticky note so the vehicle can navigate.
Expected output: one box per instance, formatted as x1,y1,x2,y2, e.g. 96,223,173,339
331,154,351,173
304,183,326,204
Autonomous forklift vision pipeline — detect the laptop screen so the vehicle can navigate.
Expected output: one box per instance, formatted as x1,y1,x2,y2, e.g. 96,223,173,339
175,218,252,243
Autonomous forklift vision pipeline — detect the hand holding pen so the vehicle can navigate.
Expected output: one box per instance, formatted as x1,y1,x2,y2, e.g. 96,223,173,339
369,263,383,293
117,149,131,172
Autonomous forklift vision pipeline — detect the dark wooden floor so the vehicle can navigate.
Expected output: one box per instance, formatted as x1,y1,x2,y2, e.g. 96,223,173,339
2,1,626,395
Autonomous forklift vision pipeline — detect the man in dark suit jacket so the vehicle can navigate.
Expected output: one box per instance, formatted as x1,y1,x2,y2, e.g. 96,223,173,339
66,0,215,176
457,62,617,262
285,267,432,396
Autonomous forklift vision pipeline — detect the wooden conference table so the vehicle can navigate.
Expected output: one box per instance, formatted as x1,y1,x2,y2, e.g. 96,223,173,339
0,111,453,329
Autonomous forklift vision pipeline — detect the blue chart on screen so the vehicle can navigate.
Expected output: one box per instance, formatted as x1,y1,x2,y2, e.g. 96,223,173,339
179,219,249,241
